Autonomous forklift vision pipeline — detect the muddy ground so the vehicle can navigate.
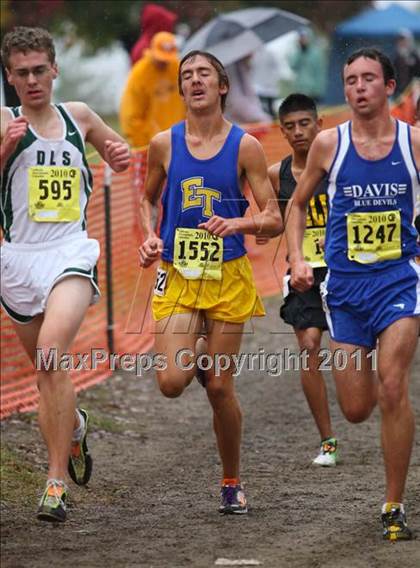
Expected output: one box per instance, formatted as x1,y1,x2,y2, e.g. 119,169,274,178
1,294,419,568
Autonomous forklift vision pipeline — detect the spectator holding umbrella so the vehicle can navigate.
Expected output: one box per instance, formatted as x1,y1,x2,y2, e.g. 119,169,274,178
224,56,271,125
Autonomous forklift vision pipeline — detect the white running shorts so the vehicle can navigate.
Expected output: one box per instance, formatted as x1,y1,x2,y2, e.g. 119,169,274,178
1,232,100,324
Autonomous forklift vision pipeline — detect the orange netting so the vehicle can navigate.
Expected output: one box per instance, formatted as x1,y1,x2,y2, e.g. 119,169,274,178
0,92,414,419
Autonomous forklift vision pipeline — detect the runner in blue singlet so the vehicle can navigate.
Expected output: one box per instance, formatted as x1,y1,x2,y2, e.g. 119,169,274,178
287,48,420,542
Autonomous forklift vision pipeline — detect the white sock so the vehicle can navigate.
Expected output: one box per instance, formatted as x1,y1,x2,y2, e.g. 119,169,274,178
382,502,404,514
72,409,85,442
47,478,67,489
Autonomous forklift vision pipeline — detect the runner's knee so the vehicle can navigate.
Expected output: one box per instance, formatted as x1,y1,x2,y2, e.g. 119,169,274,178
35,342,63,373
157,373,186,398
339,400,374,423
298,335,321,354
206,376,233,405
378,376,407,412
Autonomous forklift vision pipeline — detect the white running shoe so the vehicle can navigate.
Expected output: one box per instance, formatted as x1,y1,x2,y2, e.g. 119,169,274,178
312,437,338,467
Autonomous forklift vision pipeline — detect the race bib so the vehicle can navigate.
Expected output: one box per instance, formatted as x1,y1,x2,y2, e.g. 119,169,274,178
173,228,223,280
303,227,326,268
28,166,80,222
347,210,401,264
154,268,168,296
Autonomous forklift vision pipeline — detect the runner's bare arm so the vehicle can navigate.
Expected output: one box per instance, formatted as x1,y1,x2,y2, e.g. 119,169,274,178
411,125,420,169
411,126,420,231
268,162,281,197
199,135,283,237
66,102,130,173
255,161,281,245
0,108,28,172
288,130,336,291
240,136,283,236
0,108,11,139
138,131,169,267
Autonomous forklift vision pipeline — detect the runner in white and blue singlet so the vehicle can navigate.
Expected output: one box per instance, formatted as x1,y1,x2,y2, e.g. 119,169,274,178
287,48,419,542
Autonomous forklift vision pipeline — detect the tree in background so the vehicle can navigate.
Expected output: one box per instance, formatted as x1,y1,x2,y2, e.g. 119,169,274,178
239,0,371,34
1,0,372,50
0,0,372,108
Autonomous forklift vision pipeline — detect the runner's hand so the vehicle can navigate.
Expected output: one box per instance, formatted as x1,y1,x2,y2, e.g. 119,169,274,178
139,236,163,268
104,140,131,172
198,216,238,237
1,116,29,161
290,259,314,292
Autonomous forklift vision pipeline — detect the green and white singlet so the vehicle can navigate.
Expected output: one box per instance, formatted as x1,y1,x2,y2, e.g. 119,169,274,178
1,103,93,243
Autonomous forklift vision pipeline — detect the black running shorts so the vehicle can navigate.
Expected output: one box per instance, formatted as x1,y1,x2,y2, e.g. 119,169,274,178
280,268,328,331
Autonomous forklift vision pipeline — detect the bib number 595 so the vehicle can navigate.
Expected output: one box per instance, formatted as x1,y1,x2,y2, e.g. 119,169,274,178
38,179,72,200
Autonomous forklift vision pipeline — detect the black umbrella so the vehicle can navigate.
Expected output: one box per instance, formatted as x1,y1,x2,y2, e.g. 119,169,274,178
181,7,309,66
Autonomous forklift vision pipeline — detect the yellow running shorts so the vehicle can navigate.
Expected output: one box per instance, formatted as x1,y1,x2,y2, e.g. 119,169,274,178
152,255,265,323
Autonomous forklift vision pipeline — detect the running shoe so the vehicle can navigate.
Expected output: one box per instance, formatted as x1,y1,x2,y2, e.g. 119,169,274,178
68,408,93,485
382,503,413,541
219,484,248,514
312,437,338,467
37,479,68,522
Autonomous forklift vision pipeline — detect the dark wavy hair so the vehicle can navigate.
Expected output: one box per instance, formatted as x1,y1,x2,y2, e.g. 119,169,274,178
343,47,395,84
178,50,229,111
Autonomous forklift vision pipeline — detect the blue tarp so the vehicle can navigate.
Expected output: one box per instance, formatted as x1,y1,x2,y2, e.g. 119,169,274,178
337,4,420,37
325,5,420,104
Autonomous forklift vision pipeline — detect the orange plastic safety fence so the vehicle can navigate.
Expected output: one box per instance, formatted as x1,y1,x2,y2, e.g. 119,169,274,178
1,98,409,419
0,155,154,419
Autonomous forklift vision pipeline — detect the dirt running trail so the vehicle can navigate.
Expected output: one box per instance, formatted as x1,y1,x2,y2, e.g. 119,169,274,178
1,295,419,568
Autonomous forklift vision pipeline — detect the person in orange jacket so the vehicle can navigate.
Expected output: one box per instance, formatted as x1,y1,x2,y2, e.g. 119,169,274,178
120,32,185,148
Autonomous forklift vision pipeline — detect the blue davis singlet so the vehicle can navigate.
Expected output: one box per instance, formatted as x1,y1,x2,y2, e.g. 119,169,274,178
324,119,420,274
